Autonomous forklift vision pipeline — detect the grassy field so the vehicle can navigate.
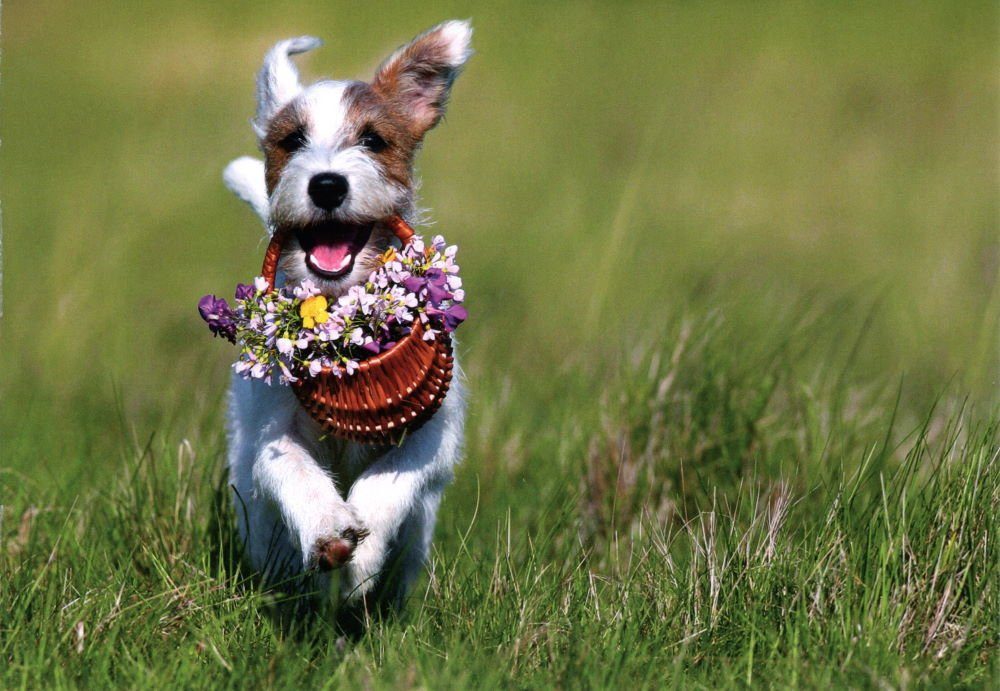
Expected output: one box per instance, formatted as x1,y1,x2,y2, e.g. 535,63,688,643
1,1,998,687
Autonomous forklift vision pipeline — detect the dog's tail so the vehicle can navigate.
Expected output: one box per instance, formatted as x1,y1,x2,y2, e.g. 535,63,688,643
223,156,270,230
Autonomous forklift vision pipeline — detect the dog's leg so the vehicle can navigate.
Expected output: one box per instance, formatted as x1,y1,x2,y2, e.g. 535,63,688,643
229,376,366,575
377,486,446,611
253,425,367,573
334,486,444,632
341,378,465,606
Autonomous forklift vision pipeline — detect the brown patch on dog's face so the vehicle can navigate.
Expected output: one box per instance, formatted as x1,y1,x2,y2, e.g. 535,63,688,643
262,102,308,195
342,82,420,188
259,84,420,198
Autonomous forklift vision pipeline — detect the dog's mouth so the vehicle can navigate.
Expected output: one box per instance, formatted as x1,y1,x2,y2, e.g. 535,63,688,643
295,221,374,279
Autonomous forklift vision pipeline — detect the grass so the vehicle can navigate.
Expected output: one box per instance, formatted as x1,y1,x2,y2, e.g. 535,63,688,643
1,0,998,687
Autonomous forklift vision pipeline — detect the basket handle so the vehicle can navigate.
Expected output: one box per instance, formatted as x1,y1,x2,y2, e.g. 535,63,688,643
261,216,416,291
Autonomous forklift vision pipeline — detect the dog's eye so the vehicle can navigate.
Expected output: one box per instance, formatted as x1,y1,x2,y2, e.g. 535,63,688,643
279,128,307,153
358,128,388,153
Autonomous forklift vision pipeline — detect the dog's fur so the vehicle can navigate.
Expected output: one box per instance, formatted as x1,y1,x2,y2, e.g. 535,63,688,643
222,21,471,613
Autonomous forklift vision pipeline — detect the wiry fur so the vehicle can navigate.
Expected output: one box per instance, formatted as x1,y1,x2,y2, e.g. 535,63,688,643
223,20,472,614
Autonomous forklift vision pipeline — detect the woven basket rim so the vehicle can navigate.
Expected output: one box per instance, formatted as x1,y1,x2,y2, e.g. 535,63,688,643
290,318,428,382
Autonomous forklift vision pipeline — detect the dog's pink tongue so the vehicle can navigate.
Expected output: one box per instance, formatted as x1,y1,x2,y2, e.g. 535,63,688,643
309,240,353,273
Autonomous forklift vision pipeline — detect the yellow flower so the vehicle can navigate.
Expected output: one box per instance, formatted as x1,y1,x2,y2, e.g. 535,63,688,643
379,246,397,265
300,295,329,329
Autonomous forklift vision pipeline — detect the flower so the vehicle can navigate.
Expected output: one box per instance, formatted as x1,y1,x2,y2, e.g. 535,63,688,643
379,247,397,265
198,294,236,343
426,303,468,332
293,279,320,300
203,231,467,383
404,269,453,307
300,295,329,328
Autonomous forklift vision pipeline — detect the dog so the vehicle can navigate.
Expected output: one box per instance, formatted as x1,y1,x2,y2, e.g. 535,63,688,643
221,20,471,615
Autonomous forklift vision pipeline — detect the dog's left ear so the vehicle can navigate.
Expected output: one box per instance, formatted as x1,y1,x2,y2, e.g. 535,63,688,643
254,36,323,137
372,20,473,139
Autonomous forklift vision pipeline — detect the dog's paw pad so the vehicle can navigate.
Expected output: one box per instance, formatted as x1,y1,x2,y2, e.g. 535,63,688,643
313,527,369,571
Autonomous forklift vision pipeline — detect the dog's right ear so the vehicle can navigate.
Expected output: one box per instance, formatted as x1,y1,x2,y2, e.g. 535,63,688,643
223,156,270,227
372,20,473,140
254,36,322,138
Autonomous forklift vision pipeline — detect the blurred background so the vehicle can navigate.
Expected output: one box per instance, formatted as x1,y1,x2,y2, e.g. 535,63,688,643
0,1,996,476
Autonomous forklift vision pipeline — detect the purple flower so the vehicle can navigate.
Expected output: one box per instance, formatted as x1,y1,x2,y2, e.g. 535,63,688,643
403,269,454,308
234,283,254,301
426,303,468,332
402,276,424,293
198,294,236,343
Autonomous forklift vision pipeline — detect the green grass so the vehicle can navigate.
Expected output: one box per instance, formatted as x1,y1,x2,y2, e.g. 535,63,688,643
1,0,998,687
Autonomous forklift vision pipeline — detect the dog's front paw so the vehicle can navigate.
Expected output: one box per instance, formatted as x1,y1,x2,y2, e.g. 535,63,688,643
342,531,391,601
310,525,370,571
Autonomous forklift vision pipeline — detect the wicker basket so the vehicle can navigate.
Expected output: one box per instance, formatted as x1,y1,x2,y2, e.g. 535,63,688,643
260,216,454,445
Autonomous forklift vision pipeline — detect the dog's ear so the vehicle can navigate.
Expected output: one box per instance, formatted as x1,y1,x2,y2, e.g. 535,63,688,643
223,156,270,228
254,36,322,138
372,20,472,139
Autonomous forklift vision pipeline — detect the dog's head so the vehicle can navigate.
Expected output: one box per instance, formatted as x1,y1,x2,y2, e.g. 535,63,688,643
237,21,472,295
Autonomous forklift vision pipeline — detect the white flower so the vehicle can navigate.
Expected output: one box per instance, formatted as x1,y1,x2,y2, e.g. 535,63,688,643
293,279,320,299
253,276,269,292
278,360,298,384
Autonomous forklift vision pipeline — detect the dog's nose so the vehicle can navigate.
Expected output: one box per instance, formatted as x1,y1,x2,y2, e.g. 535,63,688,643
308,172,349,211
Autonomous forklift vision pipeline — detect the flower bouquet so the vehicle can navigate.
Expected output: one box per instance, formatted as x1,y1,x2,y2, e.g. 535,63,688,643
199,217,464,444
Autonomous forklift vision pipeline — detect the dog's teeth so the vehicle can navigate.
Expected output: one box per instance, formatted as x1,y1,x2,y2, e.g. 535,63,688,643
337,253,353,272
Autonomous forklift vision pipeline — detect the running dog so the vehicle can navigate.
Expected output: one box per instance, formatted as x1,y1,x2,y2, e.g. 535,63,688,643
221,20,471,614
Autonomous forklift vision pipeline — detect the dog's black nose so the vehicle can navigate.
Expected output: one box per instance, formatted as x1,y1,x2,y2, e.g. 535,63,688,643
308,173,349,211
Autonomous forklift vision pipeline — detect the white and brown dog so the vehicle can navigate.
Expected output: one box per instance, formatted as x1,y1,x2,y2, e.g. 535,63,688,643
222,21,471,613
